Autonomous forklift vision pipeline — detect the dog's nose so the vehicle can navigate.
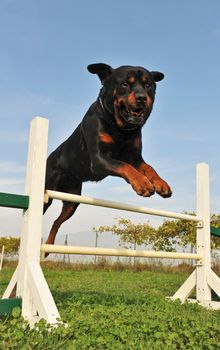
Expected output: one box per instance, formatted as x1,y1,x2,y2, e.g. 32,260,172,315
136,94,147,103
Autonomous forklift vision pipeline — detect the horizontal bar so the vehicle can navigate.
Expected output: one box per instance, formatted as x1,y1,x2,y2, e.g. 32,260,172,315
41,244,203,260
0,192,29,210
45,190,201,223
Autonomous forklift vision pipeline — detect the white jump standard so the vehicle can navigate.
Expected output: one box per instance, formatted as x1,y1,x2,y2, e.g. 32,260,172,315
2,117,220,327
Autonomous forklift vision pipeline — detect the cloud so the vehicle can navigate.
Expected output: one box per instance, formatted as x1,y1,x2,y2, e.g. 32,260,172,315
19,91,54,107
0,162,25,191
0,162,25,174
0,130,28,144
0,178,24,187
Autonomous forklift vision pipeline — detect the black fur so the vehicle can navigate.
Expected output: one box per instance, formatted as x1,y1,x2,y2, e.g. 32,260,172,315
44,63,172,248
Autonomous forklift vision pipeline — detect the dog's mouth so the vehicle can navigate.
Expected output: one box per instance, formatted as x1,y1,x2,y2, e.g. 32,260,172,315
120,104,147,125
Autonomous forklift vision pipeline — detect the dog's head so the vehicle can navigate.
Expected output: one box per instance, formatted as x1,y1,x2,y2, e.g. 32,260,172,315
87,63,164,129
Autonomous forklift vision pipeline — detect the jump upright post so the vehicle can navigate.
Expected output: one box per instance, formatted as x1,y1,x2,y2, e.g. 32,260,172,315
1,117,60,326
1,116,220,327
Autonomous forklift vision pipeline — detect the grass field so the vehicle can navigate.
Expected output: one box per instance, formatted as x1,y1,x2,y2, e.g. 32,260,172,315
1,262,220,349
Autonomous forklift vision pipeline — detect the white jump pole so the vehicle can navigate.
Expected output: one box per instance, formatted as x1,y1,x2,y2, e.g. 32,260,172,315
196,163,211,303
172,163,220,308
45,190,201,223
41,244,203,260
0,245,4,270
2,117,60,326
196,163,220,308
44,163,220,309
3,115,220,327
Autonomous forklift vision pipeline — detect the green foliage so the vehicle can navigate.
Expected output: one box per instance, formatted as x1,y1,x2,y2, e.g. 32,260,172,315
0,306,69,350
0,236,20,255
1,268,220,349
94,218,156,248
94,214,220,252
155,215,197,251
211,214,220,250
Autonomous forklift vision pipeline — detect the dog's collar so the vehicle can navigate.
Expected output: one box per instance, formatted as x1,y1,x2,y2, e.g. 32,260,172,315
99,97,105,112
98,97,139,132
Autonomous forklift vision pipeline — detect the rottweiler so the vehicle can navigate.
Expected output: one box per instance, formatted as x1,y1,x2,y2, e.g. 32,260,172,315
44,63,172,247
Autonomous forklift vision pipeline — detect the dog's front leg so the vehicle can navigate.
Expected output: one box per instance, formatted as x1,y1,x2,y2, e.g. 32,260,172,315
91,154,155,197
137,161,172,198
82,119,156,197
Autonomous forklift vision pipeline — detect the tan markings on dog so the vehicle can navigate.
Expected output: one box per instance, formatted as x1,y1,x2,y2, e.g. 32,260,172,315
113,100,125,127
115,164,154,196
116,164,140,180
146,95,152,108
99,133,114,144
115,113,124,127
128,76,136,84
138,162,172,197
127,92,136,105
113,89,117,96
138,162,158,181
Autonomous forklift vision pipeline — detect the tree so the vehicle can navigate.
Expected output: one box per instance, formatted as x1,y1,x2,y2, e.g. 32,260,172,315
94,218,157,249
93,213,220,252
155,215,197,251
0,237,20,256
156,213,220,251
210,214,220,250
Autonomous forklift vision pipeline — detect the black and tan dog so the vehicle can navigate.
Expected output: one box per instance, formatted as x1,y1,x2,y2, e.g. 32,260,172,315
44,63,172,246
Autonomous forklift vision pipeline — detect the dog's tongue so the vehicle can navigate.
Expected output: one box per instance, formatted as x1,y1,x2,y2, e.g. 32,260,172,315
132,108,143,117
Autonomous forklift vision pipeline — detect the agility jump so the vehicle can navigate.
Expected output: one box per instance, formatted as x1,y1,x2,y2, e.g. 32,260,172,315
1,117,220,327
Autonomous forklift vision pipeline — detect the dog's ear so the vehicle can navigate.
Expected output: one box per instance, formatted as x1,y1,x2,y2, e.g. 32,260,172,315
151,71,164,82
87,63,113,84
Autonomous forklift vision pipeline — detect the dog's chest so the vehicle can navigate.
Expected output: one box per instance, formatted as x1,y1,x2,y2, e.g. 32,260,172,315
100,131,136,160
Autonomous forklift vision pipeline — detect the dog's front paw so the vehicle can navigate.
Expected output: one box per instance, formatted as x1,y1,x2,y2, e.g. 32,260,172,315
131,175,155,197
152,178,172,198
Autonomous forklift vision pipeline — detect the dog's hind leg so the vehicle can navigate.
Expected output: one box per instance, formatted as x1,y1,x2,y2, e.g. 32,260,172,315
45,183,82,250
45,200,79,246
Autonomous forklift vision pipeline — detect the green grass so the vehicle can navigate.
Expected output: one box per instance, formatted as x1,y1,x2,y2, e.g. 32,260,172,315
1,265,220,349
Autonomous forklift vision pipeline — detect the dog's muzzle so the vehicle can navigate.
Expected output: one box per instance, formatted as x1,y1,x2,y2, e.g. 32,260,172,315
120,103,149,125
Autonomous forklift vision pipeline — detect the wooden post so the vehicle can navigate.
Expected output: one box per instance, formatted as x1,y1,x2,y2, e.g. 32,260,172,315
196,163,211,302
0,245,4,270
2,117,60,327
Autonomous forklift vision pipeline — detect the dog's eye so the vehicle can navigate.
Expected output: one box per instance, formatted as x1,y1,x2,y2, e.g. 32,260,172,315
144,83,152,90
121,82,128,88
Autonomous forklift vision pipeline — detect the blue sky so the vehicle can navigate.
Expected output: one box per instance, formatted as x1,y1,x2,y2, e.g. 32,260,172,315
1,0,220,245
